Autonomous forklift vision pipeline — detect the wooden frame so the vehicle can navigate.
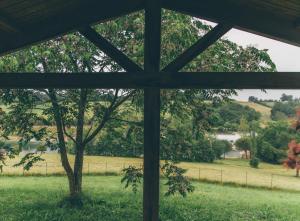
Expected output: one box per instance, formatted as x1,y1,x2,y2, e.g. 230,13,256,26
1,1,300,221
0,72,300,89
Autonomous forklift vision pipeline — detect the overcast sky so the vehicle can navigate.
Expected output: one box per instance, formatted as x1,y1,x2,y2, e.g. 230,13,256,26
217,27,300,101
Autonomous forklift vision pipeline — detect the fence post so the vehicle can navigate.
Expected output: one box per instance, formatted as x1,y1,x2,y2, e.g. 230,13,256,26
220,170,223,184
198,168,201,181
105,161,108,174
45,162,48,176
271,174,273,189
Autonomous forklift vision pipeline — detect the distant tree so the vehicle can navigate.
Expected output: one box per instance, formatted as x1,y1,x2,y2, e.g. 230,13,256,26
238,116,250,137
212,139,232,159
235,137,251,159
217,102,261,126
284,140,300,177
258,121,293,149
257,141,285,164
271,102,295,120
248,96,259,103
280,93,293,102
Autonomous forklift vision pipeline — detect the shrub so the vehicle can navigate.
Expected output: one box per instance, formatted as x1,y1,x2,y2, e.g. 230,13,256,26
257,141,286,164
250,157,259,168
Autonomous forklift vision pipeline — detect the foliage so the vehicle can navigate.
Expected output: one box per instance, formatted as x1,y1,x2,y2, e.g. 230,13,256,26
284,140,300,177
161,161,195,197
280,93,294,102
121,165,143,193
121,162,194,197
271,101,296,120
211,139,232,159
13,153,45,171
257,121,295,149
235,137,251,158
214,102,261,132
249,157,259,168
0,141,17,172
257,141,285,164
248,96,259,103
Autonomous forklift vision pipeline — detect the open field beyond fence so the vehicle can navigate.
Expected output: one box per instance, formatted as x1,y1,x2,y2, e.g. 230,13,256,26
2,153,300,191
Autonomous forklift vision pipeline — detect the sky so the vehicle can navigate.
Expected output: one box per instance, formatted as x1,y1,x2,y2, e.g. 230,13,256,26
212,26,300,101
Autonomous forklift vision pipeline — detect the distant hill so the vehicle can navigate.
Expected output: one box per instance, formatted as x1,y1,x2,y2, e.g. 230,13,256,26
237,101,272,125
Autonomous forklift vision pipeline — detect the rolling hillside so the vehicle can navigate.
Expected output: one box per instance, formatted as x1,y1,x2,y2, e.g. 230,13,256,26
238,101,272,125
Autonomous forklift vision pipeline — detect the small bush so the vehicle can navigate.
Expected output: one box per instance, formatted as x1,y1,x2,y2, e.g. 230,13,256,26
250,157,259,168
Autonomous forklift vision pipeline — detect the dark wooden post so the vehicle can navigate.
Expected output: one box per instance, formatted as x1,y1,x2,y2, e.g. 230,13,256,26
143,0,161,221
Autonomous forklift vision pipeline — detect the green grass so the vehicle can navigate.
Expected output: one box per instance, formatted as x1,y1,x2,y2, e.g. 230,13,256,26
0,176,300,221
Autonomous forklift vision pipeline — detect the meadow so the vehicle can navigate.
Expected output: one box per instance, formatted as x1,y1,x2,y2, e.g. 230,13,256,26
2,154,300,191
0,176,300,221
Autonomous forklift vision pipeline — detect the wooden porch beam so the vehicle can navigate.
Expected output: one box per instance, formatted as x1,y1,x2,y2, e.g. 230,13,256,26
143,0,161,220
0,72,299,89
79,26,142,72
0,11,22,33
163,23,232,72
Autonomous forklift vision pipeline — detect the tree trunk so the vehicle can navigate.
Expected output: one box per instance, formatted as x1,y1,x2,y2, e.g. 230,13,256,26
245,150,248,159
296,167,300,177
73,146,85,195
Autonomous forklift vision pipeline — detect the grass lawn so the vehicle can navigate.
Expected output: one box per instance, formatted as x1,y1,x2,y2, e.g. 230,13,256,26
0,176,300,221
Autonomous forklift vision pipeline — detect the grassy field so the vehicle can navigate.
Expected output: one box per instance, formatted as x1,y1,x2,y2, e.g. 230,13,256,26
2,154,300,191
0,176,300,221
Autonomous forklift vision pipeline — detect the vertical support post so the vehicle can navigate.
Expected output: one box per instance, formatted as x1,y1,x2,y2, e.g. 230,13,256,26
143,0,161,220
46,162,48,176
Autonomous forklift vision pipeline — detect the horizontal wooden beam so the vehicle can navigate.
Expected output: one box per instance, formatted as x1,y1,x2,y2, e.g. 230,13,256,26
162,0,300,47
0,0,144,56
79,26,143,72
0,72,299,89
163,23,232,72
0,10,22,33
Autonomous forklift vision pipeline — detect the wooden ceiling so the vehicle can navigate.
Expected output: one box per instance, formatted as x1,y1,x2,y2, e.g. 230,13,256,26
0,0,144,55
0,0,299,56
163,0,300,46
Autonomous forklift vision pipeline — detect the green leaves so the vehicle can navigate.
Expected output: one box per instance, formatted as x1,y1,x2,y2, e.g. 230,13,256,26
121,162,195,198
13,153,44,171
161,161,195,197
121,165,143,194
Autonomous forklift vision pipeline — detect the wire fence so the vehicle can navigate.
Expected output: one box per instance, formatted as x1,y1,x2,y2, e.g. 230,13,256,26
1,162,300,191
